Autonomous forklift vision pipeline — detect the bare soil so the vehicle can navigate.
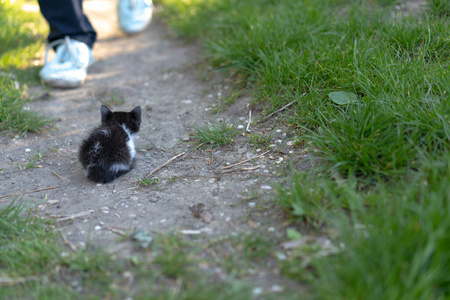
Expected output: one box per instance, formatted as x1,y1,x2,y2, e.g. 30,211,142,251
0,0,312,293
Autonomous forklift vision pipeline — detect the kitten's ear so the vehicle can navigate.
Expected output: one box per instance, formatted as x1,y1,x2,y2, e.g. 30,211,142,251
131,106,142,122
101,105,112,123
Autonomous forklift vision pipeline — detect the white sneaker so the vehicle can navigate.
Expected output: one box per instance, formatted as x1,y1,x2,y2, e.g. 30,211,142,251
39,36,94,88
118,0,153,34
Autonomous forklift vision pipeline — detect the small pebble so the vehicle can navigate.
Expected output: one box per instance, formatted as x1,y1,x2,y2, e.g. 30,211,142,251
261,185,271,190
271,285,283,293
276,253,287,260
248,202,256,208
94,226,101,230
252,287,263,296
237,125,244,129
25,148,31,152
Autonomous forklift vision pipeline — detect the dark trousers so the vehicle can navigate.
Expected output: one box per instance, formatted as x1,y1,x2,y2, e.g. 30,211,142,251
38,0,97,48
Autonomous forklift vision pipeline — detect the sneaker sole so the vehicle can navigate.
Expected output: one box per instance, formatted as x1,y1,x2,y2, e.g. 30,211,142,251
42,78,85,89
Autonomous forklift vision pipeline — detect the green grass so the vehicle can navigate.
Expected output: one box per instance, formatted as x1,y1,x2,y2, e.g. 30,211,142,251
24,149,44,169
0,0,47,84
191,120,239,148
137,176,160,186
248,131,275,150
427,0,450,16
0,0,53,136
0,202,267,299
0,77,53,136
308,154,450,299
156,0,450,181
207,232,274,277
155,0,450,298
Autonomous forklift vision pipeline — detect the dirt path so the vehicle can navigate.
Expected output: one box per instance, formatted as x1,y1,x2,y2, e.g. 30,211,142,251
0,0,298,252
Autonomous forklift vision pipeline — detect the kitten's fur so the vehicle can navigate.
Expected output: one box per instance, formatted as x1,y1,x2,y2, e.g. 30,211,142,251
79,105,142,183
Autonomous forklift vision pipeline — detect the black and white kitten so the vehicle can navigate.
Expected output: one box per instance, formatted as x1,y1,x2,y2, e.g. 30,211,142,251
79,105,142,183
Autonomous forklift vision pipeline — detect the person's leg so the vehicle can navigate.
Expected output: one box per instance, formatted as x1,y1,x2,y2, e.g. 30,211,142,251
38,0,97,48
37,0,95,88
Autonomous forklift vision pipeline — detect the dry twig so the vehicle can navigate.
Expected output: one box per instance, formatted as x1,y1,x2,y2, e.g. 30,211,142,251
60,231,77,252
222,150,270,169
145,152,185,178
221,165,261,173
260,100,296,122
52,210,95,222
52,171,69,182
0,186,63,202
0,276,40,286
246,110,252,132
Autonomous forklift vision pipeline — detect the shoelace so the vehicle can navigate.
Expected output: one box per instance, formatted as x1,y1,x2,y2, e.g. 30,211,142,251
128,0,152,9
43,36,86,69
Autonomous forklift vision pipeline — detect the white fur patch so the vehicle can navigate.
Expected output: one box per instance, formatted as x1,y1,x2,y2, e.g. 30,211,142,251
100,128,110,136
121,124,136,159
89,141,102,155
110,163,130,173
84,164,92,177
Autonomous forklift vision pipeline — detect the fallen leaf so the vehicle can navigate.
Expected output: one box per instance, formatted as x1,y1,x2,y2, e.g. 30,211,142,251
329,91,358,105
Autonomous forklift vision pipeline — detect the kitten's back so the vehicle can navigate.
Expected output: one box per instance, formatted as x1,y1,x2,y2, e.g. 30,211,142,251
79,105,141,183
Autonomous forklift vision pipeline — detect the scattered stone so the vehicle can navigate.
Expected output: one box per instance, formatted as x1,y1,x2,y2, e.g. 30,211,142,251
261,185,271,190
252,287,263,295
237,125,244,129
271,285,283,293
180,227,212,235
25,148,31,153
279,146,290,154
202,211,213,224
276,253,287,260
248,202,256,208
131,230,153,248
94,226,101,231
